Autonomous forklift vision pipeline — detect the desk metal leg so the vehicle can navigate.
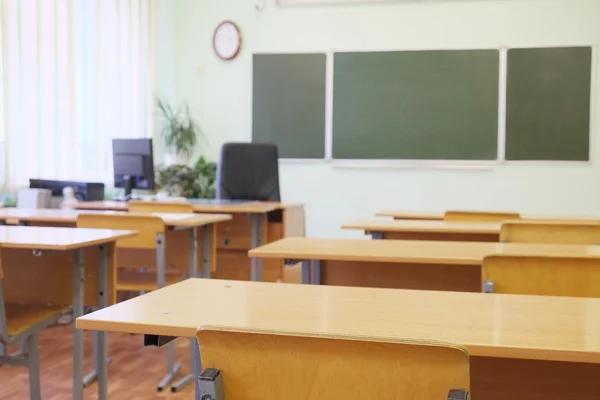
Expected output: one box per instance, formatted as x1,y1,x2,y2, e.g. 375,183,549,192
26,333,41,400
83,330,99,388
171,227,200,393
193,338,202,400
310,260,321,285
73,248,85,400
201,225,211,279
250,214,264,282
83,319,112,389
371,231,383,240
96,245,109,400
156,233,182,391
301,260,310,284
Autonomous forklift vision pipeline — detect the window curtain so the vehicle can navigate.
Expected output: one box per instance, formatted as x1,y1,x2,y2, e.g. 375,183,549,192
0,0,154,191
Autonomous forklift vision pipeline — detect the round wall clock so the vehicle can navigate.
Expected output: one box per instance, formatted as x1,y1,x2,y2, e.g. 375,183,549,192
213,21,242,61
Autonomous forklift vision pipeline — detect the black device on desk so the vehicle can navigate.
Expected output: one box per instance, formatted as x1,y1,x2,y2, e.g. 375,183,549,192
29,179,105,201
112,138,155,201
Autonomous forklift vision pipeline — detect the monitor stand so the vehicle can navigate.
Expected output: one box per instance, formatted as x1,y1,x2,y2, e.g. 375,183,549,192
113,175,136,202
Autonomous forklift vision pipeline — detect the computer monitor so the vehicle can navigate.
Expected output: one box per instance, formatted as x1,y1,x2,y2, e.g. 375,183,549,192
112,138,155,199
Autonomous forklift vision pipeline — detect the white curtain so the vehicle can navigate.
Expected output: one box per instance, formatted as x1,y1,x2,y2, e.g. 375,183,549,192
0,0,154,190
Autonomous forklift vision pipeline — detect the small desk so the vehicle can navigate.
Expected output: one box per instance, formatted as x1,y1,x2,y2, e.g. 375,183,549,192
77,278,600,400
71,201,306,282
376,209,600,222
376,210,445,220
0,209,232,279
343,219,501,242
0,209,232,392
0,226,135,400
249,237,600,291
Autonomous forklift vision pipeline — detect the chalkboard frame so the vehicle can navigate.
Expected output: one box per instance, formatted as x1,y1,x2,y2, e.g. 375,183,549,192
250,44,595,167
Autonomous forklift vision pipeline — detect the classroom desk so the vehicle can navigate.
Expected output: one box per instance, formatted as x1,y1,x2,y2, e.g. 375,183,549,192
249,237,600,291
71,201,306,282
376,209,600,221
343,219,501,242
0,208,232,391
0,208,232,280
342,219,502,242
77,278,600,400
0,226,136,400
376,210,445,220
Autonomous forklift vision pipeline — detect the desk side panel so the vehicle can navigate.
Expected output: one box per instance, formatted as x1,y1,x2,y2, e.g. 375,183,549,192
471,356,600,400
382,231,499,242
321,260,480,292
1,244,116,307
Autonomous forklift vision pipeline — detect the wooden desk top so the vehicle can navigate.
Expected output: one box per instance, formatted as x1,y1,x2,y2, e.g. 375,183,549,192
0,226,136,250
249,237,600,265
376,210,444,220
376,209,600,222
342,219,501,234
0,209,231,227
77,278,600,363
72,201,301,214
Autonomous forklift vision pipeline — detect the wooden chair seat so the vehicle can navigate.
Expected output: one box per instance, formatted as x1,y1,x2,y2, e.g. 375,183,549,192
4,303,64,338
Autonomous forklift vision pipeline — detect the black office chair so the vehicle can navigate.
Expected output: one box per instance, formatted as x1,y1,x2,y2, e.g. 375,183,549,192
216,143,281,201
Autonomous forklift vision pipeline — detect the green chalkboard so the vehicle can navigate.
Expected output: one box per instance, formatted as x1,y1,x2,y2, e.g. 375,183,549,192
505,47,592,161
332,50,500,160
252,53,326,159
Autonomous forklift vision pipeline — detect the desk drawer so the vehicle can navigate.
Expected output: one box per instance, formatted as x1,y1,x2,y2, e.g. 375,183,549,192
216,215,275,250
216,215,253,250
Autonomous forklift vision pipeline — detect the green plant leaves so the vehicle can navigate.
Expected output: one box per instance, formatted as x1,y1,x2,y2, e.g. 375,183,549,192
156,97,201,155
155,156,217,199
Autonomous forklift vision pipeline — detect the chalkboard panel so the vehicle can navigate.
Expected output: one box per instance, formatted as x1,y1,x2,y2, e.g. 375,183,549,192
505,47,592,161
252,53,326,159
332,50,500,160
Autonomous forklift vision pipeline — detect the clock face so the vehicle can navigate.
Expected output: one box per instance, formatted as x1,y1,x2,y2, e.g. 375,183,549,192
213,21,241,61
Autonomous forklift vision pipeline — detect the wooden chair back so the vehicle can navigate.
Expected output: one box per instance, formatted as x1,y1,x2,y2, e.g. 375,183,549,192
501,220,600,245
77,214,164,249
482,254,600,298
444,210,521,223
128,200,193,214
196,330,470,400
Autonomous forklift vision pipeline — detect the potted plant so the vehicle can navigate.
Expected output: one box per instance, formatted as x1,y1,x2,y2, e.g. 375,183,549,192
156,97,202,165
155,155,217,199
194,156,217,199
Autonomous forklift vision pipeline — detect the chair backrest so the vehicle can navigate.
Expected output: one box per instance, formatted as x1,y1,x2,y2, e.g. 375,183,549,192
501,220,600,245
482,254,600,297
196,330,470,400
445,210,521,223
216,142,281,201
77,214,164,249
128,200,193,214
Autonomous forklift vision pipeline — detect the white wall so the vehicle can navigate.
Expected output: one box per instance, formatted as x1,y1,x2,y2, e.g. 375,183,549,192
155,0,600,238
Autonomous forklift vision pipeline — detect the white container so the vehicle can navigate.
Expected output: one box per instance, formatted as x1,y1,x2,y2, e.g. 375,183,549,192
17,188,51,209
